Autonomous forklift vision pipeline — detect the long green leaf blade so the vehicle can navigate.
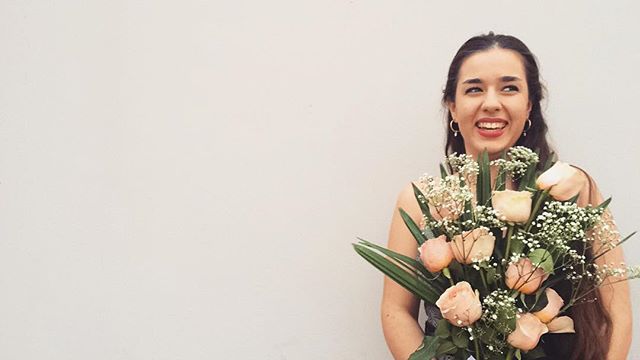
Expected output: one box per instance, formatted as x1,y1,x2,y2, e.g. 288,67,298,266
440,163,449,179
412,183,434,222
408,336,441,360
481,150,491,207
353,244,440,303
355,239,447,293
399,208,426,245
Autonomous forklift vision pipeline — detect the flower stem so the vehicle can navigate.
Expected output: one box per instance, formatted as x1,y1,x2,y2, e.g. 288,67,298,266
443,267,455,287
473,335,481,360
504,225,514,258
505,348,515,360
479,269,489,292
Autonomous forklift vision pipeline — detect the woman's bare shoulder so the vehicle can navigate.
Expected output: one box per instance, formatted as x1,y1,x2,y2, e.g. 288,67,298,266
566,162,606,206
394,182,423,222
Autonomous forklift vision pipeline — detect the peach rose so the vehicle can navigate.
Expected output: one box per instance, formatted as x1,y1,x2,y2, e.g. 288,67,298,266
491,190,532,224
505,258,548,294
450,228,495,264
536,161,576,190
435,281,482,327
418,235,454,273
507,313,549,351
533,288,564,323
546,316,575,333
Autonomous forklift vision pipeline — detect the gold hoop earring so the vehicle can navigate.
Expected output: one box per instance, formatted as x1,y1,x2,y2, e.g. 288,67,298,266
523,118,532,137
449,120,460,137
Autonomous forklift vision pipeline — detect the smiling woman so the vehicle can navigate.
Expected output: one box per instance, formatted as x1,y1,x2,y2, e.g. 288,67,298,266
380,33,631,360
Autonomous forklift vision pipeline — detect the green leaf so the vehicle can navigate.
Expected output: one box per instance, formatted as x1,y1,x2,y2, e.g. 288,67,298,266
532,291,549,312
523,291,549,312
478,327,496,344
509,233,525,256
354,239,446,292
507,315,516,332
352,244,440,303
476,149,492,207
451,326,469,348
440,163,449,179
567,193,580,204
528,249,554,274
423,226,436,240
434,318,451,339
618,231,637,247
515,349,522,360
495,150,508,191
435,340,457,356
353,244,441,304
448,260,464,283
519,158,538,191
399,208,427,245
525,190,549,229
593,231,638,263
523,346,546,359
486,267,497,286
408,335,440,360
540,152,556,173
461,198,473,223
412,183,434,222
596,197,612,211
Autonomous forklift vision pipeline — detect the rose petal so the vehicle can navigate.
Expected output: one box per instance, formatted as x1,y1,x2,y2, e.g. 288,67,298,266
547,316,575,333
536,161,572,189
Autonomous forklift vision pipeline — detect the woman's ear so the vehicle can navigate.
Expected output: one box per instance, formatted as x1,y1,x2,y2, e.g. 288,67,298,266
447,101,457,120
527,101,532,117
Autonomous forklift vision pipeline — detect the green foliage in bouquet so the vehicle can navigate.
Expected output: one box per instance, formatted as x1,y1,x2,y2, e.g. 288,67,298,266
353,146,639,360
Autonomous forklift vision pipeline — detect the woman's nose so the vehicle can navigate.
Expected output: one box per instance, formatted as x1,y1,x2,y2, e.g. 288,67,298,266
482,89,502,113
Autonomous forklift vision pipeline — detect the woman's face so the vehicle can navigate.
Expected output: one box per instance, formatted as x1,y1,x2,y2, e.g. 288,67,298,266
448,47,532,160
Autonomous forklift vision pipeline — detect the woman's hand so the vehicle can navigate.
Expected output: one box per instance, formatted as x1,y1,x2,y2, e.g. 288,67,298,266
535,161,590,206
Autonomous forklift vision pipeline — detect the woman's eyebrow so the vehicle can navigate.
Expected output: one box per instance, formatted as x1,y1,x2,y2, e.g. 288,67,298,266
461,76,523,84
501,75,523,82
462,78,482,84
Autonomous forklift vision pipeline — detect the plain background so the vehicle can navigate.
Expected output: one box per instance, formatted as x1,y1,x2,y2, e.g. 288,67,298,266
1,1,639,359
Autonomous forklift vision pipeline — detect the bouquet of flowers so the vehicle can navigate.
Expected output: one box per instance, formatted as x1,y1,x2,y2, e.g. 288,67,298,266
353,146,638,360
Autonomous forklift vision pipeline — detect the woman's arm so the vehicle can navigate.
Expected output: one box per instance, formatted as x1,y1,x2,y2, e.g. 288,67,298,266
381,183,425,359
577,170,632,360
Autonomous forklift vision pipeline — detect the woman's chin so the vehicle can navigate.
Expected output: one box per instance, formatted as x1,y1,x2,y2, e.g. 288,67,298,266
466,137,514,159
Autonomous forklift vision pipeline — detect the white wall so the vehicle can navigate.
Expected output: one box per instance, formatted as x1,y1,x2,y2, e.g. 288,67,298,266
1,1,638,359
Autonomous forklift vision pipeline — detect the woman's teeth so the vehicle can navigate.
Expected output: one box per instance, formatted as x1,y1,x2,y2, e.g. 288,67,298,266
476,122,507,130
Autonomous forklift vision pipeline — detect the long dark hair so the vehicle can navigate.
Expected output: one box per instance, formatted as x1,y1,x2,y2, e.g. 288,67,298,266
441,32,612,359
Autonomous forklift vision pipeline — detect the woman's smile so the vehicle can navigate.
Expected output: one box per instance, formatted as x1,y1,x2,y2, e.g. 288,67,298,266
476,118,508,138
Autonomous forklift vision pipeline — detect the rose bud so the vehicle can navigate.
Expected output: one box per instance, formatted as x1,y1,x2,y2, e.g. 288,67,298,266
435,281,482,327
546,316,575,333
536,161,576,190
533,288,564,323
418,235,454,273
450,228,495,264
507,313,549,351
505,258,548,294
491,190,532,224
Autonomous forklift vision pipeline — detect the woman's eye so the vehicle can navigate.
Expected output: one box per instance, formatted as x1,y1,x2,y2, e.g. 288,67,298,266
464,87,482,94
503,85,519,92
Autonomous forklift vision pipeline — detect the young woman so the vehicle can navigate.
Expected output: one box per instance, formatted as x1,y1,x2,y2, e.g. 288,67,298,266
381,33,632,360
